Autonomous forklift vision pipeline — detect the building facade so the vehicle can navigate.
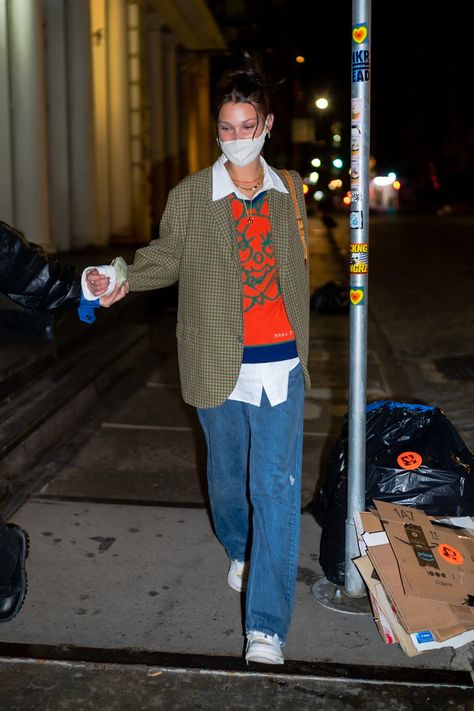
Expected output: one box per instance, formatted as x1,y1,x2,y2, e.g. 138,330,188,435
0,0,225,252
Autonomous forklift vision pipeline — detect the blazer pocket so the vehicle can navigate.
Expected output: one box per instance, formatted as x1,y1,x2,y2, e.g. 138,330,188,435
176,321,198,342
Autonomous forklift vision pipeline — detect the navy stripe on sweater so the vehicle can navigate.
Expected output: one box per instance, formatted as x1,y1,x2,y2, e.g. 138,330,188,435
242,340,298,363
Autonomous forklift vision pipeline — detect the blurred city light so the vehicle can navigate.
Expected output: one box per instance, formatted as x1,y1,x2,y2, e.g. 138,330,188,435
332,134,341,144
328,179,343,190
332,158,343,169
309,171,319,184
314,191,324,201
311,158,321,167
303,183,309,194
295,55,305,63
374,175,395,186
343,195,351,205
315,97,329,110
370,176,400,211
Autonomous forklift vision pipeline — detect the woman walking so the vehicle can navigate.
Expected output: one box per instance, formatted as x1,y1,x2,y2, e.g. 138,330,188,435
90,57,310,664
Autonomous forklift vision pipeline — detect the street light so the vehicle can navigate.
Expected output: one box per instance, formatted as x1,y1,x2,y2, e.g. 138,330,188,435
315,97,329,110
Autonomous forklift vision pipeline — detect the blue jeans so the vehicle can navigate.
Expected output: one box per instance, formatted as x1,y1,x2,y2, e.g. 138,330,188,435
197,364,304,643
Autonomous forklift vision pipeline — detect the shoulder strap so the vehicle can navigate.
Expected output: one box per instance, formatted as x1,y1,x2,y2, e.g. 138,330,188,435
280,169,308,265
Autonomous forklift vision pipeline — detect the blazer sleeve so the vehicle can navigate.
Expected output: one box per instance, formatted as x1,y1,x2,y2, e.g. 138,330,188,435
128,186,185,291
0,221,81,311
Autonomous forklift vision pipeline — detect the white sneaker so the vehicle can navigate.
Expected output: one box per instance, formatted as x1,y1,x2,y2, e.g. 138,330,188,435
227,559,248,592
245,631,284,665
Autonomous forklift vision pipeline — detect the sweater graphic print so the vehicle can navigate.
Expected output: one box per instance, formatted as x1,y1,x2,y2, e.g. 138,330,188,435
230,192,295,348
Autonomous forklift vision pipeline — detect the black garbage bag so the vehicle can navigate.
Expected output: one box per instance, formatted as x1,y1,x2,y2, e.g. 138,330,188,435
310,281,349,314
311,400,474,585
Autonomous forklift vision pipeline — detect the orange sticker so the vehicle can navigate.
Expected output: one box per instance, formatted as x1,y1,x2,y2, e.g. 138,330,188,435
437,544,464,566
397,451,422,470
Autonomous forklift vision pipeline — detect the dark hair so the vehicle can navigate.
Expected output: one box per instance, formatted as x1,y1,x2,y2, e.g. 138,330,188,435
215,53,274,121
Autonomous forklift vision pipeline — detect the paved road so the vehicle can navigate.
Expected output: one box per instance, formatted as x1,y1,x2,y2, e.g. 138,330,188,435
329,211,474,447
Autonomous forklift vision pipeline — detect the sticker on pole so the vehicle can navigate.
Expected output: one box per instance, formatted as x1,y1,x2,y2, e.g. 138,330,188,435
350,159,360,186
397,451,423,470
349,287,365,305
437,544,464,566
349,243,368,274
352,48,370,83
351,127,361,154
351,98,362,124
350,211,363,229
352,23,368,45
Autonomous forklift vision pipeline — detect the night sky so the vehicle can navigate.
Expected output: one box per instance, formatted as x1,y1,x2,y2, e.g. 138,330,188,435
210,2,474,197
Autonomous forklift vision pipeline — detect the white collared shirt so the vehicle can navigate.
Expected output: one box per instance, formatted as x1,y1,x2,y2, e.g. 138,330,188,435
212,155,299,407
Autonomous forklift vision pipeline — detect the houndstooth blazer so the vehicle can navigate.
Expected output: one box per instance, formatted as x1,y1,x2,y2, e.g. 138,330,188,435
128,166,310,408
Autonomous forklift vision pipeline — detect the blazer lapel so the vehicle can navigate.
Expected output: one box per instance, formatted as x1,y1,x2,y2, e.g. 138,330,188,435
210,196,241,273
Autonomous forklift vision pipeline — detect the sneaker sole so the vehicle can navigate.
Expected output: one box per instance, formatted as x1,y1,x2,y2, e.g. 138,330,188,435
246,643,284,665
227,577,247,593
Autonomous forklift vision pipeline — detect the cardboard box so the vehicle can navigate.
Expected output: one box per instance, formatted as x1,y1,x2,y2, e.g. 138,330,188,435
354,556,418,656
369,591,399,645
411,626,474,652
365,532,465,633
360,509,474,633
373,500,474,607
354,504,474,654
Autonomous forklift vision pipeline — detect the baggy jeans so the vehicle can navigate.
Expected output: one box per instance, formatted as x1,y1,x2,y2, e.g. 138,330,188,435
197,364,304,643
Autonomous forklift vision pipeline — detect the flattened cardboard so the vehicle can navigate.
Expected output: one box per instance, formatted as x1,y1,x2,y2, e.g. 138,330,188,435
373,500,474,607
358,506,474,634
365,533,463,632
354,556,418,656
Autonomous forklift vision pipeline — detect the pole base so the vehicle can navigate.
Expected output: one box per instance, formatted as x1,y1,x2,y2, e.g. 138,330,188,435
311,576,371,615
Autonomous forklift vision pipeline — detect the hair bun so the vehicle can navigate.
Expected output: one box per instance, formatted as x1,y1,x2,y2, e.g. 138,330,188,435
214,51,284,119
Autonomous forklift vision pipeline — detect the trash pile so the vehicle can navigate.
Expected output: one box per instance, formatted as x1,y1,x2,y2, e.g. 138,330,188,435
311,401,474,586
354,499,474,655
310,281,349,314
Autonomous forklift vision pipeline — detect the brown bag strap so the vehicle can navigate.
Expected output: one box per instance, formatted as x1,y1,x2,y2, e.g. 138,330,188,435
280,169,308,265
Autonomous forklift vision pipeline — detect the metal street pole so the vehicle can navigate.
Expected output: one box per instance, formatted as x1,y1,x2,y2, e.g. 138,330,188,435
345,0,371,597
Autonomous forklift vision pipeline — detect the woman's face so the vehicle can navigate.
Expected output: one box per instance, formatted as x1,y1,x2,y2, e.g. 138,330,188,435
217,101,273,142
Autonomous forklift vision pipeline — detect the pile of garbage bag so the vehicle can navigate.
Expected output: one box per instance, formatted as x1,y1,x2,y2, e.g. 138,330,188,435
310,281,349,314
311,401,474,585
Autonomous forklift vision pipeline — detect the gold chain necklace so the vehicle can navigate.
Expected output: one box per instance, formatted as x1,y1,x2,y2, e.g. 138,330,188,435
242,196,255,224
230,173,264,223
232,173,263,190
228,168,264,195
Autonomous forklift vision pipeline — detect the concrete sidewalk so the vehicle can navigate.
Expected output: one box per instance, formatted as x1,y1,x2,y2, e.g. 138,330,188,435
0,217,473,705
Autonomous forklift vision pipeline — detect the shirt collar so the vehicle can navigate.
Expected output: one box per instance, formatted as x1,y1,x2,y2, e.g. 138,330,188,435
212,154,288,202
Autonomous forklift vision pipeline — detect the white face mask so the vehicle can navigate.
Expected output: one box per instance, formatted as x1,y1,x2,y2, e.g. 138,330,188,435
218,121,269,167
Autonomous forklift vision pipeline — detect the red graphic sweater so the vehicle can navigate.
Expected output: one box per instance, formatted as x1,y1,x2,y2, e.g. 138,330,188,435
230,191,297,363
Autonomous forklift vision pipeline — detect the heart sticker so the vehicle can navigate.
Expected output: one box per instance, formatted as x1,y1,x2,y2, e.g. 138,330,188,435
350,288,364,305
353,26,368,44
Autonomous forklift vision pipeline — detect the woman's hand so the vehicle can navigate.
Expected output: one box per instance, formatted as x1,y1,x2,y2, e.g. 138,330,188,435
100,281,129,308
86,269,110,297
